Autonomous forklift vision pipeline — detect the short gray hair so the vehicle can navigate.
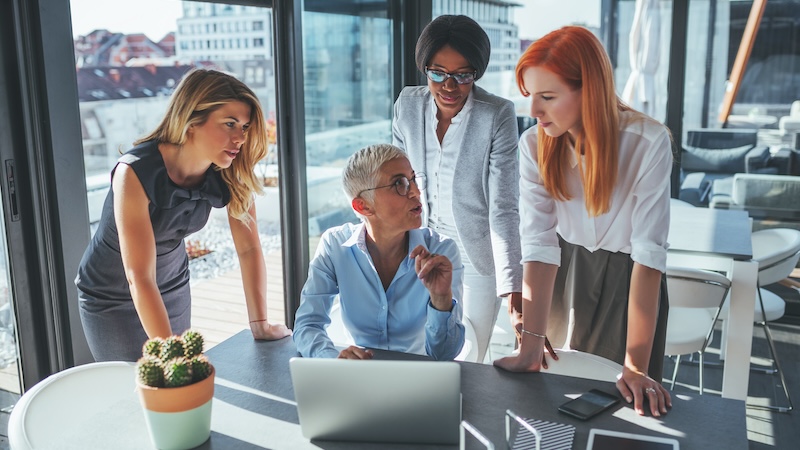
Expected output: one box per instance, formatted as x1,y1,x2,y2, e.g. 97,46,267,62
342,144,407,204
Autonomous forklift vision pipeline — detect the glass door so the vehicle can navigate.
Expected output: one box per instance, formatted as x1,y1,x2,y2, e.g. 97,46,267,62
301,0,395,255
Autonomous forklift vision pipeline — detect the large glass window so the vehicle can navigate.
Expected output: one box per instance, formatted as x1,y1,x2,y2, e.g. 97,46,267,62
666,0,800,213
70,0,284,349
301,1,394,253
682,0,800,141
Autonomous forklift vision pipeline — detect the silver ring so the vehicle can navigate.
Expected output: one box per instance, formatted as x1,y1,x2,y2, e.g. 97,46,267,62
645,387,656,394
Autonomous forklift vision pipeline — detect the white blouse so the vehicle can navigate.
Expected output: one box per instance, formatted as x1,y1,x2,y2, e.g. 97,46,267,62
424,91,475,259
519,110,672,272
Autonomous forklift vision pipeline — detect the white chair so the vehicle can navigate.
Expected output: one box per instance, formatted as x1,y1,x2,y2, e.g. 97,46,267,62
326,301,353,348
778,100,800,135
540,349,623,383
455,316,480,363
747,228,799,411
664,267,731,395
718,228,798,411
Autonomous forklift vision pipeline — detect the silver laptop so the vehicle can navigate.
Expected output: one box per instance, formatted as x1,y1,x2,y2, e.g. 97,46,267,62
289,357,461,445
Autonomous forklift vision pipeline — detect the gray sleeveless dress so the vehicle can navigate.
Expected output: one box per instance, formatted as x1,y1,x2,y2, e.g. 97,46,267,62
75,141,230,362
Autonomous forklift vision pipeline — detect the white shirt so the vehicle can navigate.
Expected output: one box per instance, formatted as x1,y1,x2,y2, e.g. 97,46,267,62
424,90,475,258
519,110,672,272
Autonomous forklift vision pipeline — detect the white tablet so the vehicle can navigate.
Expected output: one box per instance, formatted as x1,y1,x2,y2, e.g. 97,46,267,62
587,429,679,450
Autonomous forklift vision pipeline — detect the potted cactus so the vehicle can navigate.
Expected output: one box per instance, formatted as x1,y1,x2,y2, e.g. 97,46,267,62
136,330,215,450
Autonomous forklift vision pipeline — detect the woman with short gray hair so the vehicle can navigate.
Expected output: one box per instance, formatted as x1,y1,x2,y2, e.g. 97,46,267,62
293,144,465,360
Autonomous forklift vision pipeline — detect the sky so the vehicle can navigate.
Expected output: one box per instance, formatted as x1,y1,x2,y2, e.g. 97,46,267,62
514,0,601,40
70,0,183,41
69,0,600,41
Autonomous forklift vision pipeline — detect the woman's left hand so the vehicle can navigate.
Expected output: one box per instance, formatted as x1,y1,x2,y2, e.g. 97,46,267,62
250,321,292,340
616,366,671,417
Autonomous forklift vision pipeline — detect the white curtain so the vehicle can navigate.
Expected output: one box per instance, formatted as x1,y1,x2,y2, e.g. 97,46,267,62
621,0,661,118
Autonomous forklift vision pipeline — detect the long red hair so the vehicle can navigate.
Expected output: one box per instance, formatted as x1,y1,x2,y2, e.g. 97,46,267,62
516,26,627,216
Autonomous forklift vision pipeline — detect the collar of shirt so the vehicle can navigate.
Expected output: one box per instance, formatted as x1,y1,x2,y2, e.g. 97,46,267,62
341,222,429,267
568,143,579,168
427,88,475,128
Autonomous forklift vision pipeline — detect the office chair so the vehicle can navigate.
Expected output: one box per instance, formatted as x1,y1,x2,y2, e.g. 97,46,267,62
540,350,623,383
664,267,731,395
746,228,798,412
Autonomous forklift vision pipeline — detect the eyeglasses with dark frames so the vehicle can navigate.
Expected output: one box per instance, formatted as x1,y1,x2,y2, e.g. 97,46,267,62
358,173,427,197
424,67,477,85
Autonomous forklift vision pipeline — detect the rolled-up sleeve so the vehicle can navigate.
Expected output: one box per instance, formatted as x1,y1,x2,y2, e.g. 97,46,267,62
518,128,562,266
424,238,465,360
629,129,672,273
293,232,341,359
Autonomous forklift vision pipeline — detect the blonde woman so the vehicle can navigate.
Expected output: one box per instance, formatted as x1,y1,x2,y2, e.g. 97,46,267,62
76,69,290,361
494,27,673,418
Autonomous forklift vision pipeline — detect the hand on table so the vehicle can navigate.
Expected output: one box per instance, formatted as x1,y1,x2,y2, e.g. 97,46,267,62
493,336,558,371
616,366,671,417
338,346,374,360
250,321,292,340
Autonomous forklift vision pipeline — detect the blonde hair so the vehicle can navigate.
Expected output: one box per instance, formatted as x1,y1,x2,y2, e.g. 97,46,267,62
516,26,625,216
135,68,266,224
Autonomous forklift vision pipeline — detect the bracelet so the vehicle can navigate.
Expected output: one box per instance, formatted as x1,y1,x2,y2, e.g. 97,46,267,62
521,329,546,339
249,319,268,324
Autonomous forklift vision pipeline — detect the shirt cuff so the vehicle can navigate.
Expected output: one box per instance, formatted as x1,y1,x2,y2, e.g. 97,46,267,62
426,299,459,331
631,242,668,273
521,244,561,266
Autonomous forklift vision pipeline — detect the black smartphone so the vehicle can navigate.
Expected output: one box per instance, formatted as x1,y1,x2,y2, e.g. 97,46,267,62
558,389,620,420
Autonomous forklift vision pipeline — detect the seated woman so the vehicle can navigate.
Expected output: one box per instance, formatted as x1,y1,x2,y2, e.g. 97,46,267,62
293,144,465,360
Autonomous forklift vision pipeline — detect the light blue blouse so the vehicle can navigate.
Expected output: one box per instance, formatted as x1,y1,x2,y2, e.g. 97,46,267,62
293,222,465,360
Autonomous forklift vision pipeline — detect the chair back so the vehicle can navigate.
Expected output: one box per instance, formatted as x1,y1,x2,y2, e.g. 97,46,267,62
665,267,731,359
327,301,353,347
455,316,479,363
751,228,800,286
540,350,622,383
666,267,731,310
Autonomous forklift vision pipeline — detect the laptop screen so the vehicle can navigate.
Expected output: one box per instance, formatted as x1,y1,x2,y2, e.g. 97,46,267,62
289,357,462,445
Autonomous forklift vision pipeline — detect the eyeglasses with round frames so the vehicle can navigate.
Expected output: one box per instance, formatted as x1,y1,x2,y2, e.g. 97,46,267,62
358,174,427,197
424,67,477,85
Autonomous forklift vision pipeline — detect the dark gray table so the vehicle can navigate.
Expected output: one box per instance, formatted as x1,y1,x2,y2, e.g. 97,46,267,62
202,330,747,450
667,206,757,400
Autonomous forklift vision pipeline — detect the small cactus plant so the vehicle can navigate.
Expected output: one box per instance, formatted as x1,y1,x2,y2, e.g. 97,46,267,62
190,354,212,383
160,335,185,361
182,329,204,358
137,355,164,388
142,337,164,358
164,357,194,387
137,331,212,388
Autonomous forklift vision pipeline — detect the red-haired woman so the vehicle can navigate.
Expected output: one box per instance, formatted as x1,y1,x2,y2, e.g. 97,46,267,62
493,26,673,418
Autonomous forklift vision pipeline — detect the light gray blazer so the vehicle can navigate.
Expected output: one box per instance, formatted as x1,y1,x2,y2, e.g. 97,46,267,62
392,85,522,295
